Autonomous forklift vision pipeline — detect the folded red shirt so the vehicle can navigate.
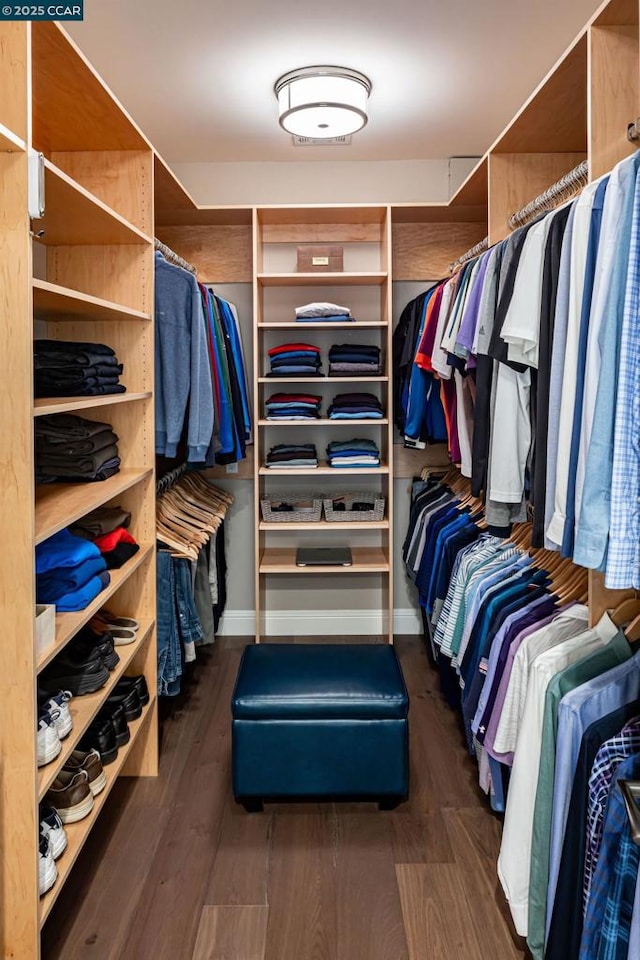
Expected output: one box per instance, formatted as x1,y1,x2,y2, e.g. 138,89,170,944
267,343,321,356
94,527,138,553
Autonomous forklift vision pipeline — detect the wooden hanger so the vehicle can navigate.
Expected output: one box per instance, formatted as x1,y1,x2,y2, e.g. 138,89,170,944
610,598,640,627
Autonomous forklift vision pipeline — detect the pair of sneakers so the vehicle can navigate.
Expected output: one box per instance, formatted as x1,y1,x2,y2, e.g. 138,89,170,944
39,805,67,897
37,690,73,767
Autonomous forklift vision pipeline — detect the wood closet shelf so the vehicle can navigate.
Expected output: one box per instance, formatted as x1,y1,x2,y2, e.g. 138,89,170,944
37,543,154,672
257,272,388,287
258,376,389,384
258,418,389,427
34,392,152,417
259,462,389,476
259,546,390,574
0,122,26,152
35,468,152,545
39,696,156,926
33,279,151,323
260,519,389,531
38,159,152,246
38,619,154,798
258,320,387,329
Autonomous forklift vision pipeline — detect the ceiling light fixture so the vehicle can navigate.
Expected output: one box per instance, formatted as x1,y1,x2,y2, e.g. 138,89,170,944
274,66,371,139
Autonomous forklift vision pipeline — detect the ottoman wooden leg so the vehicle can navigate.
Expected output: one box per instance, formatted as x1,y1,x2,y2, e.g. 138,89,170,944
379,798,404,811
240,798,264,813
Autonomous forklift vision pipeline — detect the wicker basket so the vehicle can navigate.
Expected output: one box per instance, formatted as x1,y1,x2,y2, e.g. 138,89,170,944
261,495,323,523
323,492,385,523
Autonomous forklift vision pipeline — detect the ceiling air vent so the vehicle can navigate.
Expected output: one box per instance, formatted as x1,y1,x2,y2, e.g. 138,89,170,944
292,135,352,146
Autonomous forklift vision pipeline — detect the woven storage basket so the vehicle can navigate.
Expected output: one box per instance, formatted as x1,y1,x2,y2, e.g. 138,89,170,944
323,492,385,523
260,495,323,523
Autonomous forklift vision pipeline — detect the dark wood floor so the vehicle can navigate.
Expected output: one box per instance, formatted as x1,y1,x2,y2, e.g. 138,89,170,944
42,635,527,960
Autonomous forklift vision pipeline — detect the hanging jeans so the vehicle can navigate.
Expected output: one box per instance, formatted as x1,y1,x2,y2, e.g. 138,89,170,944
157,550,182,696
174,557,204,663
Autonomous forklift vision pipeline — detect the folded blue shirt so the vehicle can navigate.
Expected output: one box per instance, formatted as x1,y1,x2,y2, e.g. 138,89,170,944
37,555,108,602
52,571,110,612
36,528,102,575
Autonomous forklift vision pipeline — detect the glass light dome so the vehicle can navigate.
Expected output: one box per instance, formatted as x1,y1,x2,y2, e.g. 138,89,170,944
275,66,371,138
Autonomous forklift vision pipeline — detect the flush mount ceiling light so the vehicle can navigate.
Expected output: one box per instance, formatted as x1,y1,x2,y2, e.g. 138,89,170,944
274,66,372,139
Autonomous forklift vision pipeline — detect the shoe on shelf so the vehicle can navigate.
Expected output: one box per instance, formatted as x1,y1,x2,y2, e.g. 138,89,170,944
44,770,94,824
114,675,149,707
38,689,73,739
107,686,141,722
69,626,120,671
62,748,106,796
97,702,130,747
39,805,68,860
108,627,137,646
41,649,110,697
37,712,62,767
39,831,57,897
94,609,140,633
78,716,118,765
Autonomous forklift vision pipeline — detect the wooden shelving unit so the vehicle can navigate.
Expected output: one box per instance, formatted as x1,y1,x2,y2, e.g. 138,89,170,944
39,697,156,926
0,21,157,957
253,205,394,642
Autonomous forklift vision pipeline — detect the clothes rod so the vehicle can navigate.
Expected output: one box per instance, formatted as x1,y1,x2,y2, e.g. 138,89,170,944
449,236,489,273
627,118,640,144
154,237,198,276
508,160,589,231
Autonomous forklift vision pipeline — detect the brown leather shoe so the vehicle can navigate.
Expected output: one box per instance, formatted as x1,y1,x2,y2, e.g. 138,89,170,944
44,770,94,823
62,748,107,797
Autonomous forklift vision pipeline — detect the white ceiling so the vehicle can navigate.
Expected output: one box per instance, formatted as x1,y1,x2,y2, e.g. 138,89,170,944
69,0,602,164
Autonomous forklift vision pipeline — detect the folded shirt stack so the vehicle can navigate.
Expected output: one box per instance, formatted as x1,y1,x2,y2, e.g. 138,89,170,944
34,339,126,398
70,504,139,569
328,344,381,376
265,393,322,420
328,392,384,420
326,438,381,468
36,528,110,612
267,343,322,377
295,301,354,323
265,443,318,468
35,414,121,484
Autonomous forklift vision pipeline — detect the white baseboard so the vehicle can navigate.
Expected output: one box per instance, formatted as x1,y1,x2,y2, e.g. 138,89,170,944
217,607,422,637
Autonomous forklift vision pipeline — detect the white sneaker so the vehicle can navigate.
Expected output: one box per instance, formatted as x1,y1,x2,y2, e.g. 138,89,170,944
39,831,57,896
40,805,68,860
37,713,62,767
40,690,73,739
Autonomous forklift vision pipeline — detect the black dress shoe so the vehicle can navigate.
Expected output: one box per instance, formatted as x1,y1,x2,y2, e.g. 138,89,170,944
41,650,110,696
106,686,141,721
97,703,129,747
78,717,118,765
114,675,149,706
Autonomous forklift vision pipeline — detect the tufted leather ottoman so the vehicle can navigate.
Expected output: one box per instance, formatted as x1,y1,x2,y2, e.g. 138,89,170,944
231,643,409,811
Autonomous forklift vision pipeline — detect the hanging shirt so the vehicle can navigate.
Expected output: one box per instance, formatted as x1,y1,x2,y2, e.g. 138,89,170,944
606,162,640,590
546,179,601,546
498,613,619,937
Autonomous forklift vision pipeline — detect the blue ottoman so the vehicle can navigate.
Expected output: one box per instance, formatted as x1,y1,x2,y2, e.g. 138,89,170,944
231,643,409,811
